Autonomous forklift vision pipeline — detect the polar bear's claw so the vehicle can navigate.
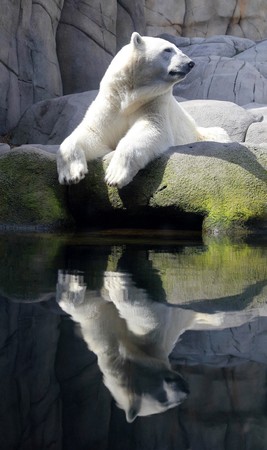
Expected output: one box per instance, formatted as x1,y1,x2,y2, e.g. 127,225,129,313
105,170,132,189
57,151,88,185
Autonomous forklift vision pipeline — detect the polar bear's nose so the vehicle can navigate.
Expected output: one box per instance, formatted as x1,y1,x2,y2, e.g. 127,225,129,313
188,61,195,70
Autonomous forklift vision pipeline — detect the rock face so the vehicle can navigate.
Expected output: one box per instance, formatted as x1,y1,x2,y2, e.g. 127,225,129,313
0,147,72,230
164,36,267,106
1,3,267,236
1,236,267,449
1,143,266,236
11,93,264,146
2,2,267,134
0,0,63,134
67,141,267,236
145,0,267,40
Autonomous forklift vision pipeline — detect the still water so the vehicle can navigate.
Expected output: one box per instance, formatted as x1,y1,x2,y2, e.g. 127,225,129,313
1,231,267,450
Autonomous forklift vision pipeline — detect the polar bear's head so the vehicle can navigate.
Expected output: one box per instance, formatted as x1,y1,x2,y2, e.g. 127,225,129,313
102,32,195,94
130,32,195,86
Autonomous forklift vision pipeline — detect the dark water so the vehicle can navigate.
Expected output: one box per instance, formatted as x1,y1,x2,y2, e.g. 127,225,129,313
1,231,267,450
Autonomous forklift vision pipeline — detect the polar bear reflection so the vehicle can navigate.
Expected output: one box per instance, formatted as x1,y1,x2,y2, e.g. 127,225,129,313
57,270,225,422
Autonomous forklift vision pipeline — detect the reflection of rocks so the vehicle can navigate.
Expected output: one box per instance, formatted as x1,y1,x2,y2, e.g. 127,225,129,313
149,241,267,306
0,299,62,449
179,361,267,450
0,238,267,449
0,233,64,302
57,243,267,423
57,271,190,423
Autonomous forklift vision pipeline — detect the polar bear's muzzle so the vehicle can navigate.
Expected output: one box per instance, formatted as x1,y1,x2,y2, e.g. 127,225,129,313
169,60,195,78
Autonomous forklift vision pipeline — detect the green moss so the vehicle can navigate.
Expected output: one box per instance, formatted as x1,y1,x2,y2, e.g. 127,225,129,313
0,148,73,229
148,143,267,235
149,239,267,306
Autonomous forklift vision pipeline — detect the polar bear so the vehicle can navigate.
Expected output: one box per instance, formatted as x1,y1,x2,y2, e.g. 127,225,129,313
57,268,264,422
56,270,190,423
57,32,230,188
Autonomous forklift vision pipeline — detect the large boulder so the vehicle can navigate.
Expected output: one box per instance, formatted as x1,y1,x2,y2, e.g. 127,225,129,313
11,91,98,145
56,0,116,94
146,0,267,40
67,141,267,236
243,103,267,145
1,142,266,236
0,0,63,134
11,92,261,145
162,36,267,106
0,147,72,230
182,100,262,143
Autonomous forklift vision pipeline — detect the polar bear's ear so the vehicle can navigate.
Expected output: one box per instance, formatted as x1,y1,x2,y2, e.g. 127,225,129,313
126,397,141,423
131,32,144,49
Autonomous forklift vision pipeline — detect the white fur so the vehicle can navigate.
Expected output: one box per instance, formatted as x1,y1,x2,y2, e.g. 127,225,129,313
57,32,231,188
56,268,266,423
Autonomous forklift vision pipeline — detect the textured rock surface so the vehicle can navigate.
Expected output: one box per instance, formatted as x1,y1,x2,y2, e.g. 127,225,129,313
2,2,267,135
1,143,266,235
67,141,267,236
11,91,98,145
56,0,116,94
1,236,267,449
0,0,63,134
244,104,267,144
165,36,267,106
2,293,267,450
11,94,262,145
0,147,72,230
149,243,267,307
146,0,267,40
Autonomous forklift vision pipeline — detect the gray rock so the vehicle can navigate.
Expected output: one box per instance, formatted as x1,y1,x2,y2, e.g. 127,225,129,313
243,103,267,121
2,2,267,137
234,40,267,78
12,92,261,146
244,103,267,144
0,146,72,230
174,55,267,106
57,0,116,94
161,34,255,58
147,0,267,40
0,0,63,134
245,122,267,145
67,141,267,237
1,142,267,236
181,99,262,142
12,91,97,145
0,144,10,153
116,0,146,50
22,144,60,154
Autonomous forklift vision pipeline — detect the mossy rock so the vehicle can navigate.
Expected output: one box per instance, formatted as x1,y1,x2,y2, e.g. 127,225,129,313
1,142,267,237
0,147,73,230
69,141,267,237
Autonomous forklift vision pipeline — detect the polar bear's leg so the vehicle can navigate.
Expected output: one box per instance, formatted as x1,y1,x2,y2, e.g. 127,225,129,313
105,119,168,188
57,137,89,184
197,126,231,143
57,130,111,185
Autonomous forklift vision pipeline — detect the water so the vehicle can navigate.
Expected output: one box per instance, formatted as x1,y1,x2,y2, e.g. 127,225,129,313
1,231,267,450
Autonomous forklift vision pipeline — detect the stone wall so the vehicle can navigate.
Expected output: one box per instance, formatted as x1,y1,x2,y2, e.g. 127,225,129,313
1,0,267,135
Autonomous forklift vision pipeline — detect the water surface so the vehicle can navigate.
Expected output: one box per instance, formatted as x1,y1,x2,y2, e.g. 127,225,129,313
0,231,267,450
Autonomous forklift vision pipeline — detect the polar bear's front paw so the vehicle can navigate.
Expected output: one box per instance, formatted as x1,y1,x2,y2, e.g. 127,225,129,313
57,145,88,185
58,160,88,185
105,155,135,188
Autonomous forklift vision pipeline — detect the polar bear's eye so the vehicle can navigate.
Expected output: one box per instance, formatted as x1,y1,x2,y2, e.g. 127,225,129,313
163,48,172,53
